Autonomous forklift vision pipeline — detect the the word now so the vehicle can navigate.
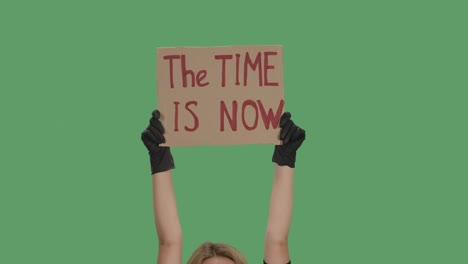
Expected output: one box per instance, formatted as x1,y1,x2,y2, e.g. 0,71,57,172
220,99,284,131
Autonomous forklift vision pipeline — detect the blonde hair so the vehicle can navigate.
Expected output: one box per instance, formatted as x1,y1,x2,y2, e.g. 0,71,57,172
187,241,248,264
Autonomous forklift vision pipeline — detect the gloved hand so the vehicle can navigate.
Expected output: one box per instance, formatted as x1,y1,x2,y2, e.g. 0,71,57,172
272,112,306,168
141,110,175,174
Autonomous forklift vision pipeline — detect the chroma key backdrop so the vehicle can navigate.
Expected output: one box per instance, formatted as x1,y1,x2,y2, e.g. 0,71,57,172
1,1,467,264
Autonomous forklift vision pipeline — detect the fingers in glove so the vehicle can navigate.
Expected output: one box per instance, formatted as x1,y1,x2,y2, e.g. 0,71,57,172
281,120,296,144
291,127,305,144
152,109,161,119
141,129,158,151
150,117,165,135
280,112,291,127
148,124,166,144
150,109,165,134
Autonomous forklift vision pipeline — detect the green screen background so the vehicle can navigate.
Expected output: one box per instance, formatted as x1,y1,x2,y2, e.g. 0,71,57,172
1,0,466,263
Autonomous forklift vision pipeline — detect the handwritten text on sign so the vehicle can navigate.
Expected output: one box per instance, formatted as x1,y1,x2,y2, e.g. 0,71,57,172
156,46,284,146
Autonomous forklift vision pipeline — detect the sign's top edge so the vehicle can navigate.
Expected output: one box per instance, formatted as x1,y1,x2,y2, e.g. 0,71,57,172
156,45,284,50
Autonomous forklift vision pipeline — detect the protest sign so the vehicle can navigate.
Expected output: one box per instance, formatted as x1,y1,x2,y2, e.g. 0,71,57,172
156,45,284,146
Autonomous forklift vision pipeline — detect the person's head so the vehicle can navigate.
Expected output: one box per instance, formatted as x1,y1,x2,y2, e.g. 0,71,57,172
187,241,248,264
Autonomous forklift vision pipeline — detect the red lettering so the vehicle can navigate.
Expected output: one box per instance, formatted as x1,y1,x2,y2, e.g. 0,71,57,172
257,99,284,129
220,100,238,131
181,55,195,88
163,55,181,88
242,99,258,131
264,52,279,86
235,54,240,85
173,101,180,131
196,70,209,87
184,101,199,132
244,52,263,86
215,55,233,87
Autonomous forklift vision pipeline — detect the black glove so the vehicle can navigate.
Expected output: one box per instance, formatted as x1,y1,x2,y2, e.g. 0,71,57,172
272,112,306,168
141,110,175,174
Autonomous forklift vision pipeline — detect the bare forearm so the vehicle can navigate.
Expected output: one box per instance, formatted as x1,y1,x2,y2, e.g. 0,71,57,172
152,170,182,245
264,164,294,264
266,164,294,242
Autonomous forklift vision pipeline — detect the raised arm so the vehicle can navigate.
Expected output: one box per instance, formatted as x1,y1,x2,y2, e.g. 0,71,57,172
152,170,182,264
264,112,306,264
142,110,182,264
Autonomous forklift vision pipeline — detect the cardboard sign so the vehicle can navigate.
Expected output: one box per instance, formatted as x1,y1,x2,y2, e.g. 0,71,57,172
156,45,284,146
